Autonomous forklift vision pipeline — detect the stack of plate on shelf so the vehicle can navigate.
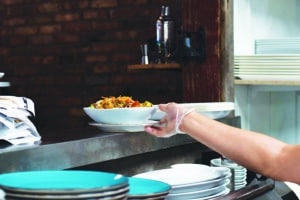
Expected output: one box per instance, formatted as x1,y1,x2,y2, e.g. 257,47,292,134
128,177,171,199
234,55,300,81
0,170,129,199
133,164,231,200
210,158,247,190
255,38,300,54
0,72,10,87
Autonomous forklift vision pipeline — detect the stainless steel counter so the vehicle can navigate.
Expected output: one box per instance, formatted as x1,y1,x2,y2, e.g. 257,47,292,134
0,128,199,173
0,117,240,174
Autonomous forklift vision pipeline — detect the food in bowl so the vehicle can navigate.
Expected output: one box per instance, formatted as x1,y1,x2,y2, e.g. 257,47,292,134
84,96,156,124
90,96,153,109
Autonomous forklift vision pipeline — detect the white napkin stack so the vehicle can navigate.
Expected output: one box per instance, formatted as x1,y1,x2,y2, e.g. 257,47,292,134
0,96,41,145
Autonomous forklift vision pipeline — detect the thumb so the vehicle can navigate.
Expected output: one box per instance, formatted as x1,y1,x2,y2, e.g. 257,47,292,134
158,103,169,112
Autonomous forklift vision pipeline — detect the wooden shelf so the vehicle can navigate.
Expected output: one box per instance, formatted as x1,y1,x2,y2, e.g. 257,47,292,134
128,63,181,70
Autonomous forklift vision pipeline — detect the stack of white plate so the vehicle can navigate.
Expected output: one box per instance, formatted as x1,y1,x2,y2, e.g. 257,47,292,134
210,158,247,190
128,177,171,199
234,55,300,81
133,164,231,200
255,38,300,54
0,72,10,87
0,170,129,199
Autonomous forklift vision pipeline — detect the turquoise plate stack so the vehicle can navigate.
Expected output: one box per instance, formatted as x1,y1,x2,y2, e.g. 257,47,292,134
0,170,129,199
128,177,171,199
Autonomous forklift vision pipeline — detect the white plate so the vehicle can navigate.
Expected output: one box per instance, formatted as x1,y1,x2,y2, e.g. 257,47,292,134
235,74,300,81
170,164,231,176
150,102,235,120
170,177,230,195
210,158,246,170
133,167,230,187
0,82,10,87
165,181,229,199
234,71,300,75
89,120,160,132
188,188,230,200
235,55,300,59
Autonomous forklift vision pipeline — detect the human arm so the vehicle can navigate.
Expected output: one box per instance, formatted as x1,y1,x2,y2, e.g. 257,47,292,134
145,103,300,183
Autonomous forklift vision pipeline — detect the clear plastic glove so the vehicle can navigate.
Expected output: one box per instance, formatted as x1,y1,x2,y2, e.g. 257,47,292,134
144,103,194,137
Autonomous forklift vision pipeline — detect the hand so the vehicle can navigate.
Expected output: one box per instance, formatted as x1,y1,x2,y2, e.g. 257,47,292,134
144,103,194,137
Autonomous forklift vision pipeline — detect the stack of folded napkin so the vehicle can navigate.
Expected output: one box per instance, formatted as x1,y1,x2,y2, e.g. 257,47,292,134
0,96,41,145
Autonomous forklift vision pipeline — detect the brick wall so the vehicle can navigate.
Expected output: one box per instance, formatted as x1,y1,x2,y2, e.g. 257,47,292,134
0,0,220,137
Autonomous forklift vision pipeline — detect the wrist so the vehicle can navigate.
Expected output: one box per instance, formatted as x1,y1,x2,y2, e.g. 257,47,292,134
178,110,195,133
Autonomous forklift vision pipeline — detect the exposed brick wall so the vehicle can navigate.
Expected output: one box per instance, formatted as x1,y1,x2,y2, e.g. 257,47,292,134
0,0,221,138
0,0,183,135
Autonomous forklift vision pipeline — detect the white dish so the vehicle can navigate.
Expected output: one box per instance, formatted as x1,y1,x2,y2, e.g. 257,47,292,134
234,171,247,177
170,177,230,195
170,163,231,175
89,120,160,132
150,102,235,120
0,82,10,87
188,188,230,200
234,180,247,186
0,72,4,78
210,158,245,170
235,55,300,59
165,181,229,199
234,71,300,75
235,74,300,81
133,167,230,187
83,106,156,125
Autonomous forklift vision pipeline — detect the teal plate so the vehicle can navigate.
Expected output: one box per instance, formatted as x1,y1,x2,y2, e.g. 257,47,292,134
0,170,128,194
128,177,171,198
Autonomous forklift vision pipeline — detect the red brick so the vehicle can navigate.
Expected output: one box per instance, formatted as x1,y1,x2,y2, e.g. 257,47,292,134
83,10,98,19
64,22,91,32
86,55,108,63
92,21,119,30
14,26,38,35
9,36,28,46
38,2,61,13
55,13,80,22
83,10,108,20
119,0,147,5
2,17,25,26
31,35,54,45
32,56,55,65
1,0,24,5
55,34,80,43
78,1,90,9
39,24,62,34
34,16,53,24
0,48,9,55
91,0,118,8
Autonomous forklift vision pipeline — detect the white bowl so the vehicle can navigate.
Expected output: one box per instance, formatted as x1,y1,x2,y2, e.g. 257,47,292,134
83,107,156,125
150,102,235,120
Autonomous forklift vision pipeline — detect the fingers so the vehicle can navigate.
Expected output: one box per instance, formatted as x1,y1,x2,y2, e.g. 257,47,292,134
158,102,176,112
144,126,164,137
144,102,179,138
158,103,168,112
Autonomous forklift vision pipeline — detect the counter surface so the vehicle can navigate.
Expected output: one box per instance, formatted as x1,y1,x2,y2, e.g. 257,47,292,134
0,117,240,174
0,127,197,173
